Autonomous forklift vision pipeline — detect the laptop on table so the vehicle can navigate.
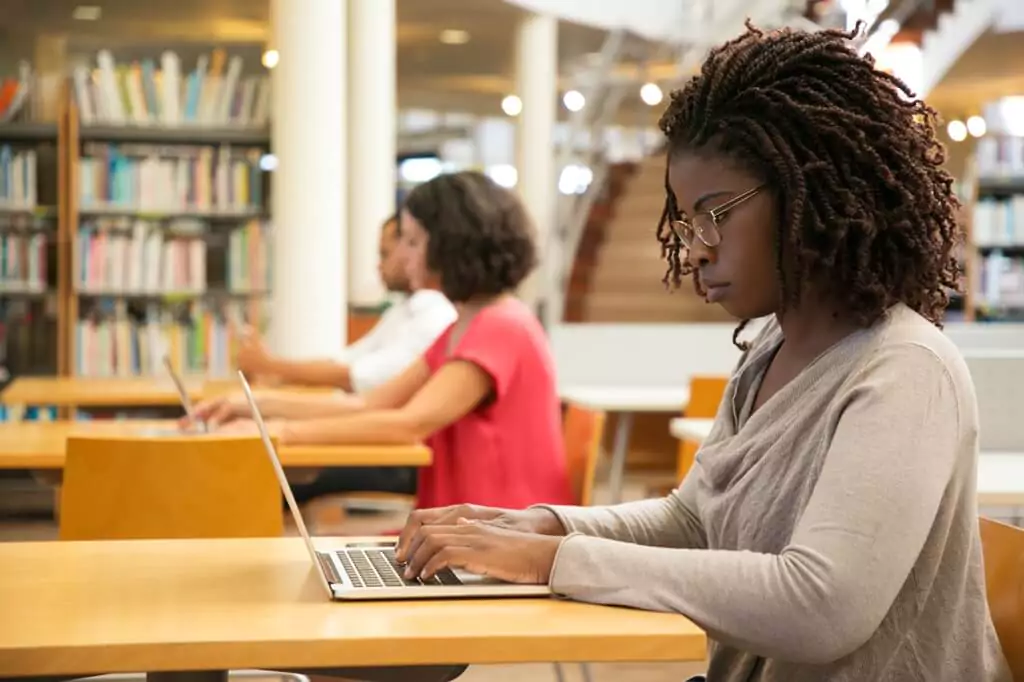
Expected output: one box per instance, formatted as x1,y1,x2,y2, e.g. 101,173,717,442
237,370,552,601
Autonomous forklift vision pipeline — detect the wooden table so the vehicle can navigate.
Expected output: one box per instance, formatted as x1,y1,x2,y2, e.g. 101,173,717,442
560,385,691,503
0,420,432,469
0,376,329,410
0,537,707,678
668,417,1024,507
1,376,206,408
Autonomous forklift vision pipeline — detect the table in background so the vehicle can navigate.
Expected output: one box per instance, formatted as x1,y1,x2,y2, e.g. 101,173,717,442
561,386,690,503
668,417,1024,508
0,537,707,679
0,376,330,407
0,419,432,470
1,376,207,409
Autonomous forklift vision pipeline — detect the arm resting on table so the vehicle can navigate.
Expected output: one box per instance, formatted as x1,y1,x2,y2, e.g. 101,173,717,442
281,360,492,446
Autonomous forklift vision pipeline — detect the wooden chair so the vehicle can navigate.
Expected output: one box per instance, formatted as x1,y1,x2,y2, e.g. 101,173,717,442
59,433,304,682
563,403,605,506
676,375,728,482
60,433,284,540
979,517,1024,679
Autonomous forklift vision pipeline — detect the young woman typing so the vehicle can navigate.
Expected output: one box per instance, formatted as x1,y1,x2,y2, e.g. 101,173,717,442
392,23,1012,682
210,171,573,511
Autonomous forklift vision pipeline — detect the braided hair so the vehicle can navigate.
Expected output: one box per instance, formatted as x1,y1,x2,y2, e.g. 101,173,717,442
656,21,963,346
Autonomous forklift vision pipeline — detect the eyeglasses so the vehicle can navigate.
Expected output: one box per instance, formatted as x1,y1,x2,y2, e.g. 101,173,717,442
669,185,764,249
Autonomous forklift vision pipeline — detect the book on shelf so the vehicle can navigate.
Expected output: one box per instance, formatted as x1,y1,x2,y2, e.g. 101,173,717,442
1,232,48,293
76,217,270,295
0,297,59,382
75,298,268,378
976,253,1024,310
973,196,1024,247
0,62,33,125
975,136,1024,178
73,48,271,129
0,145,37,209
80,143,265,213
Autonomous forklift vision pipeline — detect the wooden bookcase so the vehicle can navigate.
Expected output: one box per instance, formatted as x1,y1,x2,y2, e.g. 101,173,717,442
2,83,275,395
61,91,272,380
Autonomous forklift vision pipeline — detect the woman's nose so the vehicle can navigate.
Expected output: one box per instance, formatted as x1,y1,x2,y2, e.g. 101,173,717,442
684,238,717,270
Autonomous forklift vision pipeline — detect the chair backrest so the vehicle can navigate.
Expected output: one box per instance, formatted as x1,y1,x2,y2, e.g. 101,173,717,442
979,517,1024,680
60,434,284,540
563,404,605,507
676,375,728,482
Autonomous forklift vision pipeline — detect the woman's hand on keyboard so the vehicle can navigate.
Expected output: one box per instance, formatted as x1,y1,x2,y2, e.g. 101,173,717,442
398,518,562,585
395,505,565,565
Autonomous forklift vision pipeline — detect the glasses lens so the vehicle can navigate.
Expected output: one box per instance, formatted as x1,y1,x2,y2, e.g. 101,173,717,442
692,213,721,247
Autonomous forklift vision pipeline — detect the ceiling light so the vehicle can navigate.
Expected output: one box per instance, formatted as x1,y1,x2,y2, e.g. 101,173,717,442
946,119,967,142
262,49,279,69
72,5,102,20
501,94,522,117
562,90,585,112
640,82,663,106
966,115,986,138
439,29,470,45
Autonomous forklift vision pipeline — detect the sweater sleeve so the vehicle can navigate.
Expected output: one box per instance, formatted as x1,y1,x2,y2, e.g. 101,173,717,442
547,343,962,665
536,470,707,549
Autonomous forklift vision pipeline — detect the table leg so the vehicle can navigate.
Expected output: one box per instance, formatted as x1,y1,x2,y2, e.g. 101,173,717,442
607,412,634,504
147,672,227,682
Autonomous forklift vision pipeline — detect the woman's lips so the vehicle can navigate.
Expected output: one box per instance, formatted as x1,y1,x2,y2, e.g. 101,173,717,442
704,283,729,303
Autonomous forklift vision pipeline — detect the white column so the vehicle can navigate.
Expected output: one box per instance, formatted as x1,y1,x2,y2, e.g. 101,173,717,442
270,0,346,358
513,12,558,312
348,0,397,308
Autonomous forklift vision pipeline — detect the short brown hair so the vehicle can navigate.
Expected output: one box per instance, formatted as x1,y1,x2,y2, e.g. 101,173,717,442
403,171,538,302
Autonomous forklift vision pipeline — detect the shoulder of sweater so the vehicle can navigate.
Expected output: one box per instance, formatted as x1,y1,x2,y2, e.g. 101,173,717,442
867,305,972,389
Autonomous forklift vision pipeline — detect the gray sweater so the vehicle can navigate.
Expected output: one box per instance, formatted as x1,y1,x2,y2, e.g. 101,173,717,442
543,305,1011,681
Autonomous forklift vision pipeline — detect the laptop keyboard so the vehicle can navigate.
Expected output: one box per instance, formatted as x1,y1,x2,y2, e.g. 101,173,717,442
329,547,462,589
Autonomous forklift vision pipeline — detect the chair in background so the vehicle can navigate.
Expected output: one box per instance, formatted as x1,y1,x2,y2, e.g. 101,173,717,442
562,402,605,507
60,434,284,540
979,517,1024,679
676,376,728,483
554,403,605,682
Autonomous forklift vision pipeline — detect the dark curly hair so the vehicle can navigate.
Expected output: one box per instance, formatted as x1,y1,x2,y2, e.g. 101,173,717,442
657,21,963,344
402,171,538,303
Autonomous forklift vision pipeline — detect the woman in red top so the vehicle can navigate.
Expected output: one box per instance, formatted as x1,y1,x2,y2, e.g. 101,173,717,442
213,170,572,511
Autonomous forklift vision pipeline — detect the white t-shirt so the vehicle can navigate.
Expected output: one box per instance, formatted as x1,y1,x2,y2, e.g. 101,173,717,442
340,289,457,393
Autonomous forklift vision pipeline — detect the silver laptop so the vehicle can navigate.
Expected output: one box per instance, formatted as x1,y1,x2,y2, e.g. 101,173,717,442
162,355,208,434
237,370,552,601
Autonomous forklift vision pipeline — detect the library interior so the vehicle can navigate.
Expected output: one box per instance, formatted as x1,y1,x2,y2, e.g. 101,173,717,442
1,1,1023,681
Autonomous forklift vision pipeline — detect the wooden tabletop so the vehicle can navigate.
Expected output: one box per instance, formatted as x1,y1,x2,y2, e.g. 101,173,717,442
0,376,329,408
560,385,691,413
0,420,432,469
0,537,707,676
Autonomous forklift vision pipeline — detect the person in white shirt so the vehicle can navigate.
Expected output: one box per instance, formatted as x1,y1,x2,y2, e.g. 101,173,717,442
235,214,457,394
220,214,456,503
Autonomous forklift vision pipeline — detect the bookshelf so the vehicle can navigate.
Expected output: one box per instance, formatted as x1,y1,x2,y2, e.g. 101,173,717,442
0,116,62,397
0,46,277,410
963,134,1024,323
67,117,272,381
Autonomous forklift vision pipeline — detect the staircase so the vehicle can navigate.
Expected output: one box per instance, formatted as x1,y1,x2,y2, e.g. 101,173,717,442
575,154,736,323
